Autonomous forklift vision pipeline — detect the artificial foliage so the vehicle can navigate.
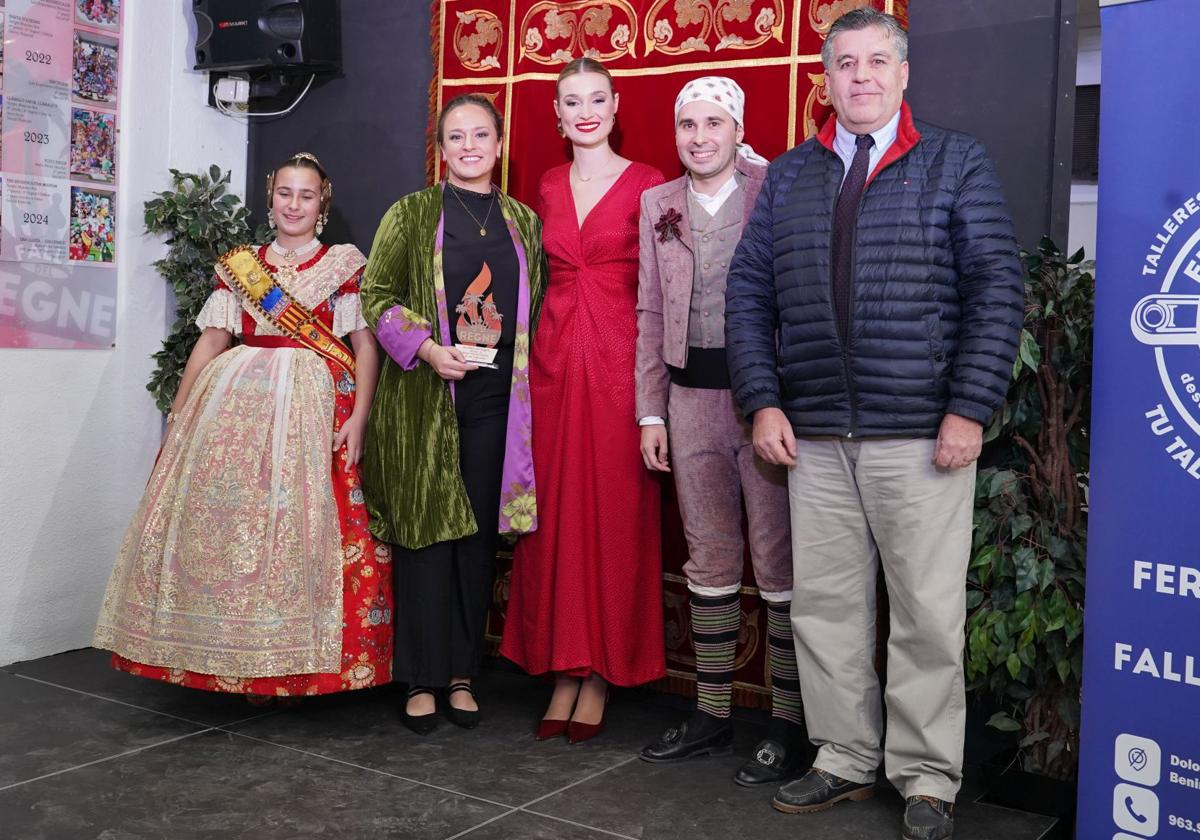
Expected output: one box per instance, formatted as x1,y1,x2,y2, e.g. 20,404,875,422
967,239,1094,779
143,166,262,412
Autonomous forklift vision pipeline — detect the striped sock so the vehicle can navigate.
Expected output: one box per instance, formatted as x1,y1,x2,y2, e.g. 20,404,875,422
766,600,805,729
691,591,741,719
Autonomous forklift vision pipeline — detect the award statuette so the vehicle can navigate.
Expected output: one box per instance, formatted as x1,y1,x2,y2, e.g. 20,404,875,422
454,262,502,369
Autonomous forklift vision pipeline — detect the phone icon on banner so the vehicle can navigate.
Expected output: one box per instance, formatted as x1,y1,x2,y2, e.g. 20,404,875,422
1113,784,1159,836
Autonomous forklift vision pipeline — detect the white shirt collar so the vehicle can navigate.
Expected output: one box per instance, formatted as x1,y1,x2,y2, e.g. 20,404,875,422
688,170,741,217
834,108,902,162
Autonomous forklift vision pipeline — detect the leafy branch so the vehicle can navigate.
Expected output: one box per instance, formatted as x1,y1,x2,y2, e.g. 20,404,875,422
143,166,268,411
968,239,1093,779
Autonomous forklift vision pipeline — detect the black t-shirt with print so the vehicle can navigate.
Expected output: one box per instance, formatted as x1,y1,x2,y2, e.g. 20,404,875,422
442,183,519,414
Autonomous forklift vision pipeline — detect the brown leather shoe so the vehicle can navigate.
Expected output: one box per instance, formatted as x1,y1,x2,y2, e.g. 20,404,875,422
772,767,875,814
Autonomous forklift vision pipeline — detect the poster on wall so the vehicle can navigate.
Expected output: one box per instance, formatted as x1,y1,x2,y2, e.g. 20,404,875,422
1076,0,1200,838
0,0,122,349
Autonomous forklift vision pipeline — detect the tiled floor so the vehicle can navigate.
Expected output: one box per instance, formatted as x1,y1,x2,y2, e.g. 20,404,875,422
0,649,1058,840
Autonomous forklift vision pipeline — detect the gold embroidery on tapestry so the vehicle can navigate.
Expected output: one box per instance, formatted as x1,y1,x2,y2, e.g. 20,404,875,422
802,70,832,140
453,9,504,71
809,0,872,35
520,0,638,65
441,53,825,87
644,0,783,56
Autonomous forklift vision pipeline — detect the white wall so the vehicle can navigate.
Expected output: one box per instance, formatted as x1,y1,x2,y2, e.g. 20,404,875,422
1068,183,1098,260
0,0,248,665
1076,26,1101,87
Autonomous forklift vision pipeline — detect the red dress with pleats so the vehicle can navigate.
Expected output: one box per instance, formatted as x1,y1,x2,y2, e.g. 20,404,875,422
500,162,667,687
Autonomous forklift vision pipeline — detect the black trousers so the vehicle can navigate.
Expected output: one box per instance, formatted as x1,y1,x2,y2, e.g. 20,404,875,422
393,391,509,688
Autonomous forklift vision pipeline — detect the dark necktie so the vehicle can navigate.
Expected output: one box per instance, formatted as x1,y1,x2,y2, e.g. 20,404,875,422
830,133,875,347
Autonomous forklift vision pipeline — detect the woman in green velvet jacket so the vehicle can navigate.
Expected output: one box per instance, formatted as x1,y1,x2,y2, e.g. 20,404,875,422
361,94,545,734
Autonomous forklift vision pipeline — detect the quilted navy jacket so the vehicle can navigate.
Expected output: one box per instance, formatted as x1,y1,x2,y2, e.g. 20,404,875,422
725,103,1024,438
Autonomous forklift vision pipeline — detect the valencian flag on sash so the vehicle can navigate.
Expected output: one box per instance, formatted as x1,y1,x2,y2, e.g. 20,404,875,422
216,245,357,376
1077,1,1200,836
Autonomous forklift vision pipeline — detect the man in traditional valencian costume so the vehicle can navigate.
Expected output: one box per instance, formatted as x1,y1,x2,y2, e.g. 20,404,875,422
635,77,807,786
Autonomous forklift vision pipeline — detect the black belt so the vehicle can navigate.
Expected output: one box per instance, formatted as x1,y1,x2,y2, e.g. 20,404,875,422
667,346,730,390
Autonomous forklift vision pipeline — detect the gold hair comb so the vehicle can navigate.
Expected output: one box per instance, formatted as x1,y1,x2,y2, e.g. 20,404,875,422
290,151,324,168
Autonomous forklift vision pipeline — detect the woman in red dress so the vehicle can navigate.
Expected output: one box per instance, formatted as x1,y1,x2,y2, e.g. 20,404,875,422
501,58,666,741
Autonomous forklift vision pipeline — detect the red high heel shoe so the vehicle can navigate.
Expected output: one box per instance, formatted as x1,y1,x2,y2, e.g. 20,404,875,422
567,684,609,744
537,676,582,740
567,718,604,744
535,718,569,741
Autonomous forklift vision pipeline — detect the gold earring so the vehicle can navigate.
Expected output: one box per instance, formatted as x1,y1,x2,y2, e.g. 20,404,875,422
556,118,564,138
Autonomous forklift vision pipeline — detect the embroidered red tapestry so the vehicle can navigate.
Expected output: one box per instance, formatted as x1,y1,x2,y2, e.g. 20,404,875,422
429,0,906,200
430,0,907,706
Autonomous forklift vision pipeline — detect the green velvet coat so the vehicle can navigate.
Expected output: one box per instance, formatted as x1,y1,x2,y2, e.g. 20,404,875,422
361,185,545,549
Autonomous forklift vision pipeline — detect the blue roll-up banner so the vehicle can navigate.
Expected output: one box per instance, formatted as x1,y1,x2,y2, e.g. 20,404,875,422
1078,0,1200,837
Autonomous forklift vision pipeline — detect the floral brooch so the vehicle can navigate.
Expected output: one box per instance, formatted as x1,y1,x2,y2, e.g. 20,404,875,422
655,208,683,243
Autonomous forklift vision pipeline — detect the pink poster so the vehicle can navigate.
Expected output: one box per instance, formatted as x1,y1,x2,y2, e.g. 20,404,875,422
0,0,121,349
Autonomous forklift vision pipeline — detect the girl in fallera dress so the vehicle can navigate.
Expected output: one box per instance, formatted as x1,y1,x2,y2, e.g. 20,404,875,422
94,154,393,696
500,58,668,742
361,95,546,735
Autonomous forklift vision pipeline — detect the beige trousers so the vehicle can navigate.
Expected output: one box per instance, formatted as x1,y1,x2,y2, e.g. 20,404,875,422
788,437,974,802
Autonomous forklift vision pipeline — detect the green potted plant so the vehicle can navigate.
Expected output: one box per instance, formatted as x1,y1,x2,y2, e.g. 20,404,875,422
143,165,259,412
966,239,1092,805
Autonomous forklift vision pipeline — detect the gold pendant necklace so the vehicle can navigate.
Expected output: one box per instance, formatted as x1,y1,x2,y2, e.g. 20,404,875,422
448,183,496,236
572,154,618,184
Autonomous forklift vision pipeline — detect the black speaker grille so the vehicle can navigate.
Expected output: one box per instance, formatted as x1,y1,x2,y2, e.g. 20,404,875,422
263,4,304,40
1072,84,1099,183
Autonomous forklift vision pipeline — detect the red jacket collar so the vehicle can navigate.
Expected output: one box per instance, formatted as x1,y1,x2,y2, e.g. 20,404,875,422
816,101,921,185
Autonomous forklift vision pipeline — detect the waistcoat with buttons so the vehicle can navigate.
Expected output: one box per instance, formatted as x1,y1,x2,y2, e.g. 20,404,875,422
686,180,745,348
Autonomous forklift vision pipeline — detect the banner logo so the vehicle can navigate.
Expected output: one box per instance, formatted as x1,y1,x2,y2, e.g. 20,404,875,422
1130,189,1200,478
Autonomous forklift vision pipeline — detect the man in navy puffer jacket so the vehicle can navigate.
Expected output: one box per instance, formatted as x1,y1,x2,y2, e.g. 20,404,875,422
724,9,1023,840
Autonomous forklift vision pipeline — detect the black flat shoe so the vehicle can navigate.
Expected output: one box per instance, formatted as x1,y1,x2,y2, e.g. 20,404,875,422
401,686,438,736
445,682,481,729
640,714,733,763
733,738,805,787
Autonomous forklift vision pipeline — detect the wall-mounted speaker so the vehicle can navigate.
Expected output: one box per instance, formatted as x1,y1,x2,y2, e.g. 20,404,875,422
193,0,341,73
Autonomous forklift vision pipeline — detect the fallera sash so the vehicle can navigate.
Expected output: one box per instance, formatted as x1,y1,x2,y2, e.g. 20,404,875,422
215,245,356,377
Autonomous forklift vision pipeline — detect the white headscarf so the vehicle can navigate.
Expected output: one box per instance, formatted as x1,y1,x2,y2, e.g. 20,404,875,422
673,76,769,165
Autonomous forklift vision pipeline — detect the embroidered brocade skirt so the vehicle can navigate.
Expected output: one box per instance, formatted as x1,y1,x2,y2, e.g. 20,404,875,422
94,344,393,695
